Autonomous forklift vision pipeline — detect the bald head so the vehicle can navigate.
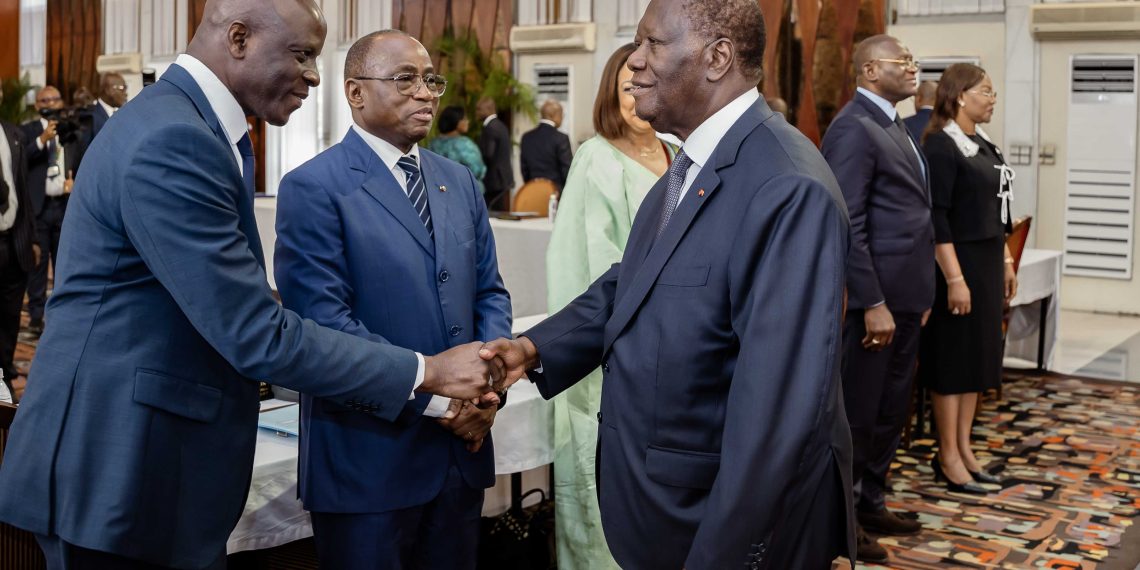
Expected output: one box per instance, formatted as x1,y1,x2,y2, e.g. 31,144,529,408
852,34,916,104
853,35,902,80
915,80,937,108
476,98,496,121
185,0,326,126
540,100,563,127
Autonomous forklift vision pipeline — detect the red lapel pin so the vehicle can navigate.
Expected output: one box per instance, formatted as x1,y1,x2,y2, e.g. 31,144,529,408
698,188,705,197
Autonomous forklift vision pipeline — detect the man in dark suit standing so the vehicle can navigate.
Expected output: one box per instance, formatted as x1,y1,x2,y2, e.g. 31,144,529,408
0,1,500,568
0,83,36,400
22,85,87,336
275,30,512,569
904,80,937,146
520,99,572,191
476,97,513,211
88,72,127,141
820,34,935,563
481,0,855,568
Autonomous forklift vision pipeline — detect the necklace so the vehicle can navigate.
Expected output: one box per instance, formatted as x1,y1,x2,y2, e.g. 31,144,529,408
637,143,660,158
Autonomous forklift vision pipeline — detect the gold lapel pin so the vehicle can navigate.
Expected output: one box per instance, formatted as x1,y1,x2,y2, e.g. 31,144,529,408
698,188,705,197
439,185,447,192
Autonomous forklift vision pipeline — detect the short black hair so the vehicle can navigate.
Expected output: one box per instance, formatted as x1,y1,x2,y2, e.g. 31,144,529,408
437,105,467,134
684,0,765,80
344,29,409,79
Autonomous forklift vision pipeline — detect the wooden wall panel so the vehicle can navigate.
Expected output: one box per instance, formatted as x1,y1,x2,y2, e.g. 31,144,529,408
795,0,822,144
0,0,18,79
46,0,101,103
394,0,512,63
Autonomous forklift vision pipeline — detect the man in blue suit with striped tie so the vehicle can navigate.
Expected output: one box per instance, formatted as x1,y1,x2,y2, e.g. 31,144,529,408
0,2,501,568
275,30,512,570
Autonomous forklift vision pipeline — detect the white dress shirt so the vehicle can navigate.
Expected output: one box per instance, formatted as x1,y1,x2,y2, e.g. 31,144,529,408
0,127,17,231
175,54,249,175
351,124,451,417
673,88,760,210
97,98,117,120
483,114,497,128
36,119,66,197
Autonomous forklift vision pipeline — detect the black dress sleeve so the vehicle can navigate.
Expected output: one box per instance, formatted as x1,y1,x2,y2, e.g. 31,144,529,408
923,131,958,244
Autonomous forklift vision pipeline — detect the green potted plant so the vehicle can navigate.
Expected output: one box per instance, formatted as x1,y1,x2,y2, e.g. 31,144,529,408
0,73,39,125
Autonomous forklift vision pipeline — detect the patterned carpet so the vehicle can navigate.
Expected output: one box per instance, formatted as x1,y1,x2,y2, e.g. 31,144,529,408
837,371,1140,570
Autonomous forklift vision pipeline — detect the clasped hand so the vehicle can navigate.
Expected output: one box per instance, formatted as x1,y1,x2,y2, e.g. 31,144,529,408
437,399,497,453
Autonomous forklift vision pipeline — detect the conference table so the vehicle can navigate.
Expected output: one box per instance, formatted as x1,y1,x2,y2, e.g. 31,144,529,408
1003,248,1063,370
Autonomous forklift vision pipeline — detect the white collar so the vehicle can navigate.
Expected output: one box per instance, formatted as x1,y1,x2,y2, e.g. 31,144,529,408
919,105,934,110
680,88,760,170
97,98,117,117
174,54,249,148
539,119,556,128
351,123,421,173
942,120,994,158
856,87,898,121
483,114,497,127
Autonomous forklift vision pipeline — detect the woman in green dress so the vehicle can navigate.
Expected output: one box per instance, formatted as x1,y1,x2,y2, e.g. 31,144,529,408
546,43,676,570
428,105,487,193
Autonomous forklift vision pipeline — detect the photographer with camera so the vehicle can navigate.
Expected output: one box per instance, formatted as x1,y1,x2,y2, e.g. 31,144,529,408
21,86,87,336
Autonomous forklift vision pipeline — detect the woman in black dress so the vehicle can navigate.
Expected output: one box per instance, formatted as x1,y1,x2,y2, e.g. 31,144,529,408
919,63,1018,493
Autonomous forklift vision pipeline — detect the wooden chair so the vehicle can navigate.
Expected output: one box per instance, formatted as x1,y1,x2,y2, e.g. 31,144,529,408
511,179,557,217
0,402,46,569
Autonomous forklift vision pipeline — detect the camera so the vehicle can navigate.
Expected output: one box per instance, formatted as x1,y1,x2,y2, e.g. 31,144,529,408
39,106,92,145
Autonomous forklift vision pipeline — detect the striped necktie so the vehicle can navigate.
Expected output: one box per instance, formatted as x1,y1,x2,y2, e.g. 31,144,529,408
396,154,434,238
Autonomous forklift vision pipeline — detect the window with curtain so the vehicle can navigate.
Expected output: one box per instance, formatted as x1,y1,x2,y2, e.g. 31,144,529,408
104,0,140,55
338,0,389,47
20,0,47,67
148,0,179,57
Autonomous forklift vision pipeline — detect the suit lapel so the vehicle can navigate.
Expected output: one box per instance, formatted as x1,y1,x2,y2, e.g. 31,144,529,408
854,94,928,201
602,99,769,355
345,130,436,258
419,152,449,262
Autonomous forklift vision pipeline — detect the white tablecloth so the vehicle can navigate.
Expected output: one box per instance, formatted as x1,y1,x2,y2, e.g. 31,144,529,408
489,217,553,318
1003,249,1063,369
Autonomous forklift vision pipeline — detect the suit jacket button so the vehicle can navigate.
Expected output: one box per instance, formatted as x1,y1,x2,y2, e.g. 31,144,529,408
602,362,610,373
439,270,450,282
596,412,602,422
449,325,461,337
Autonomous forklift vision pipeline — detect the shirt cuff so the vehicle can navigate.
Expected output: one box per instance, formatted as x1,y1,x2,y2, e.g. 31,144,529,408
36,137,44,150
409,352,425,400
422,396,452,418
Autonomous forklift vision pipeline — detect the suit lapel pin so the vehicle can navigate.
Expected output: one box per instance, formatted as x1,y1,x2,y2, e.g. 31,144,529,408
438,185,447,192
698,188,705,197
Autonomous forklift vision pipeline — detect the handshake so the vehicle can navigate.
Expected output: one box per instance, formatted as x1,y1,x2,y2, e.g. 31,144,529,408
419,337,540,453
417,337,541,406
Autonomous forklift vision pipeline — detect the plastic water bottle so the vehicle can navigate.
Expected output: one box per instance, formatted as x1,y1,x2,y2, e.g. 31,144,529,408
0,369,11,404
548,192,558,222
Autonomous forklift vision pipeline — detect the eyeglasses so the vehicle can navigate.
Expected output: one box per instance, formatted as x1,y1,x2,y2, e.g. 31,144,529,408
873,58,920,70
352,73,447,97
107,85,127,92
37,97,62,104
969,89,998,100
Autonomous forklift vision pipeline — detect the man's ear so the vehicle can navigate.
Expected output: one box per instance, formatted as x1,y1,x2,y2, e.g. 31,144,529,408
862,62,879,84
227,22,250,59
344,80,365,110
706,38,734,82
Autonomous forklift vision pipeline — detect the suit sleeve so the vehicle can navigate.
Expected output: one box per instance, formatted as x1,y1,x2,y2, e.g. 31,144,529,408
519,134,532,182
120,123,418,421
21,123,46,163
821,117,882,309
685,174,848,570
523,263,619,399
923,132,958,244
556,134,572,188
467,167,513,341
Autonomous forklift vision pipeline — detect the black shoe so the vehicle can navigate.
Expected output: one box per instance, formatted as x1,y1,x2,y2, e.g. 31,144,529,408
26,318,43,335
858,508,922,536
968,467,1002,484
856,527,889,563
931,456,989,494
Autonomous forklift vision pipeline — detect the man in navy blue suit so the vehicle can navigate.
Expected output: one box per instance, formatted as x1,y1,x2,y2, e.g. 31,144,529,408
87,72,127,141
821,35,935,563
274,30,512,570
904,80,937,146
481,0,855,568
0,2,501,568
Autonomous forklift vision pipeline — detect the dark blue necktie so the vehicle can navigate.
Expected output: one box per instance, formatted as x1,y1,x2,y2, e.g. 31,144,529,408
237,133,255,195
656,150,692,238
397,155,434,238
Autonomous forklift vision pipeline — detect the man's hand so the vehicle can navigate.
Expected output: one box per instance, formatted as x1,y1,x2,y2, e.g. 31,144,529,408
32,244,41,266
63,170,74,194
421,342,503,404
39,121,57,145
479,336,539,392
437,399,498,453
861,304,895,351
921,308,932,327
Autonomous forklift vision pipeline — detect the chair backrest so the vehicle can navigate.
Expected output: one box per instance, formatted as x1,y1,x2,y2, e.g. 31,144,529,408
1006,216,1032,273
512,179,556,217
0,402,47,570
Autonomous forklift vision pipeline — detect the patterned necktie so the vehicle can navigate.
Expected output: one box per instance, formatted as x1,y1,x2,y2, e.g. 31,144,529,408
397,155,434,238
656,150,693,238
237,133,255,195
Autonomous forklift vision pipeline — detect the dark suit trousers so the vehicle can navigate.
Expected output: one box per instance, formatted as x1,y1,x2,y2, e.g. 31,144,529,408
483,185,509,212
841,310,922,513
35,533,225,570
309,464,483,570
27,195,67,321
0,233,28,392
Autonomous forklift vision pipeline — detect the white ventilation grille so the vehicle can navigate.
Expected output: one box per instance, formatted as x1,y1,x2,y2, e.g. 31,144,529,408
916,56,981,84
534,64,574,144
1063,55,1137,279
